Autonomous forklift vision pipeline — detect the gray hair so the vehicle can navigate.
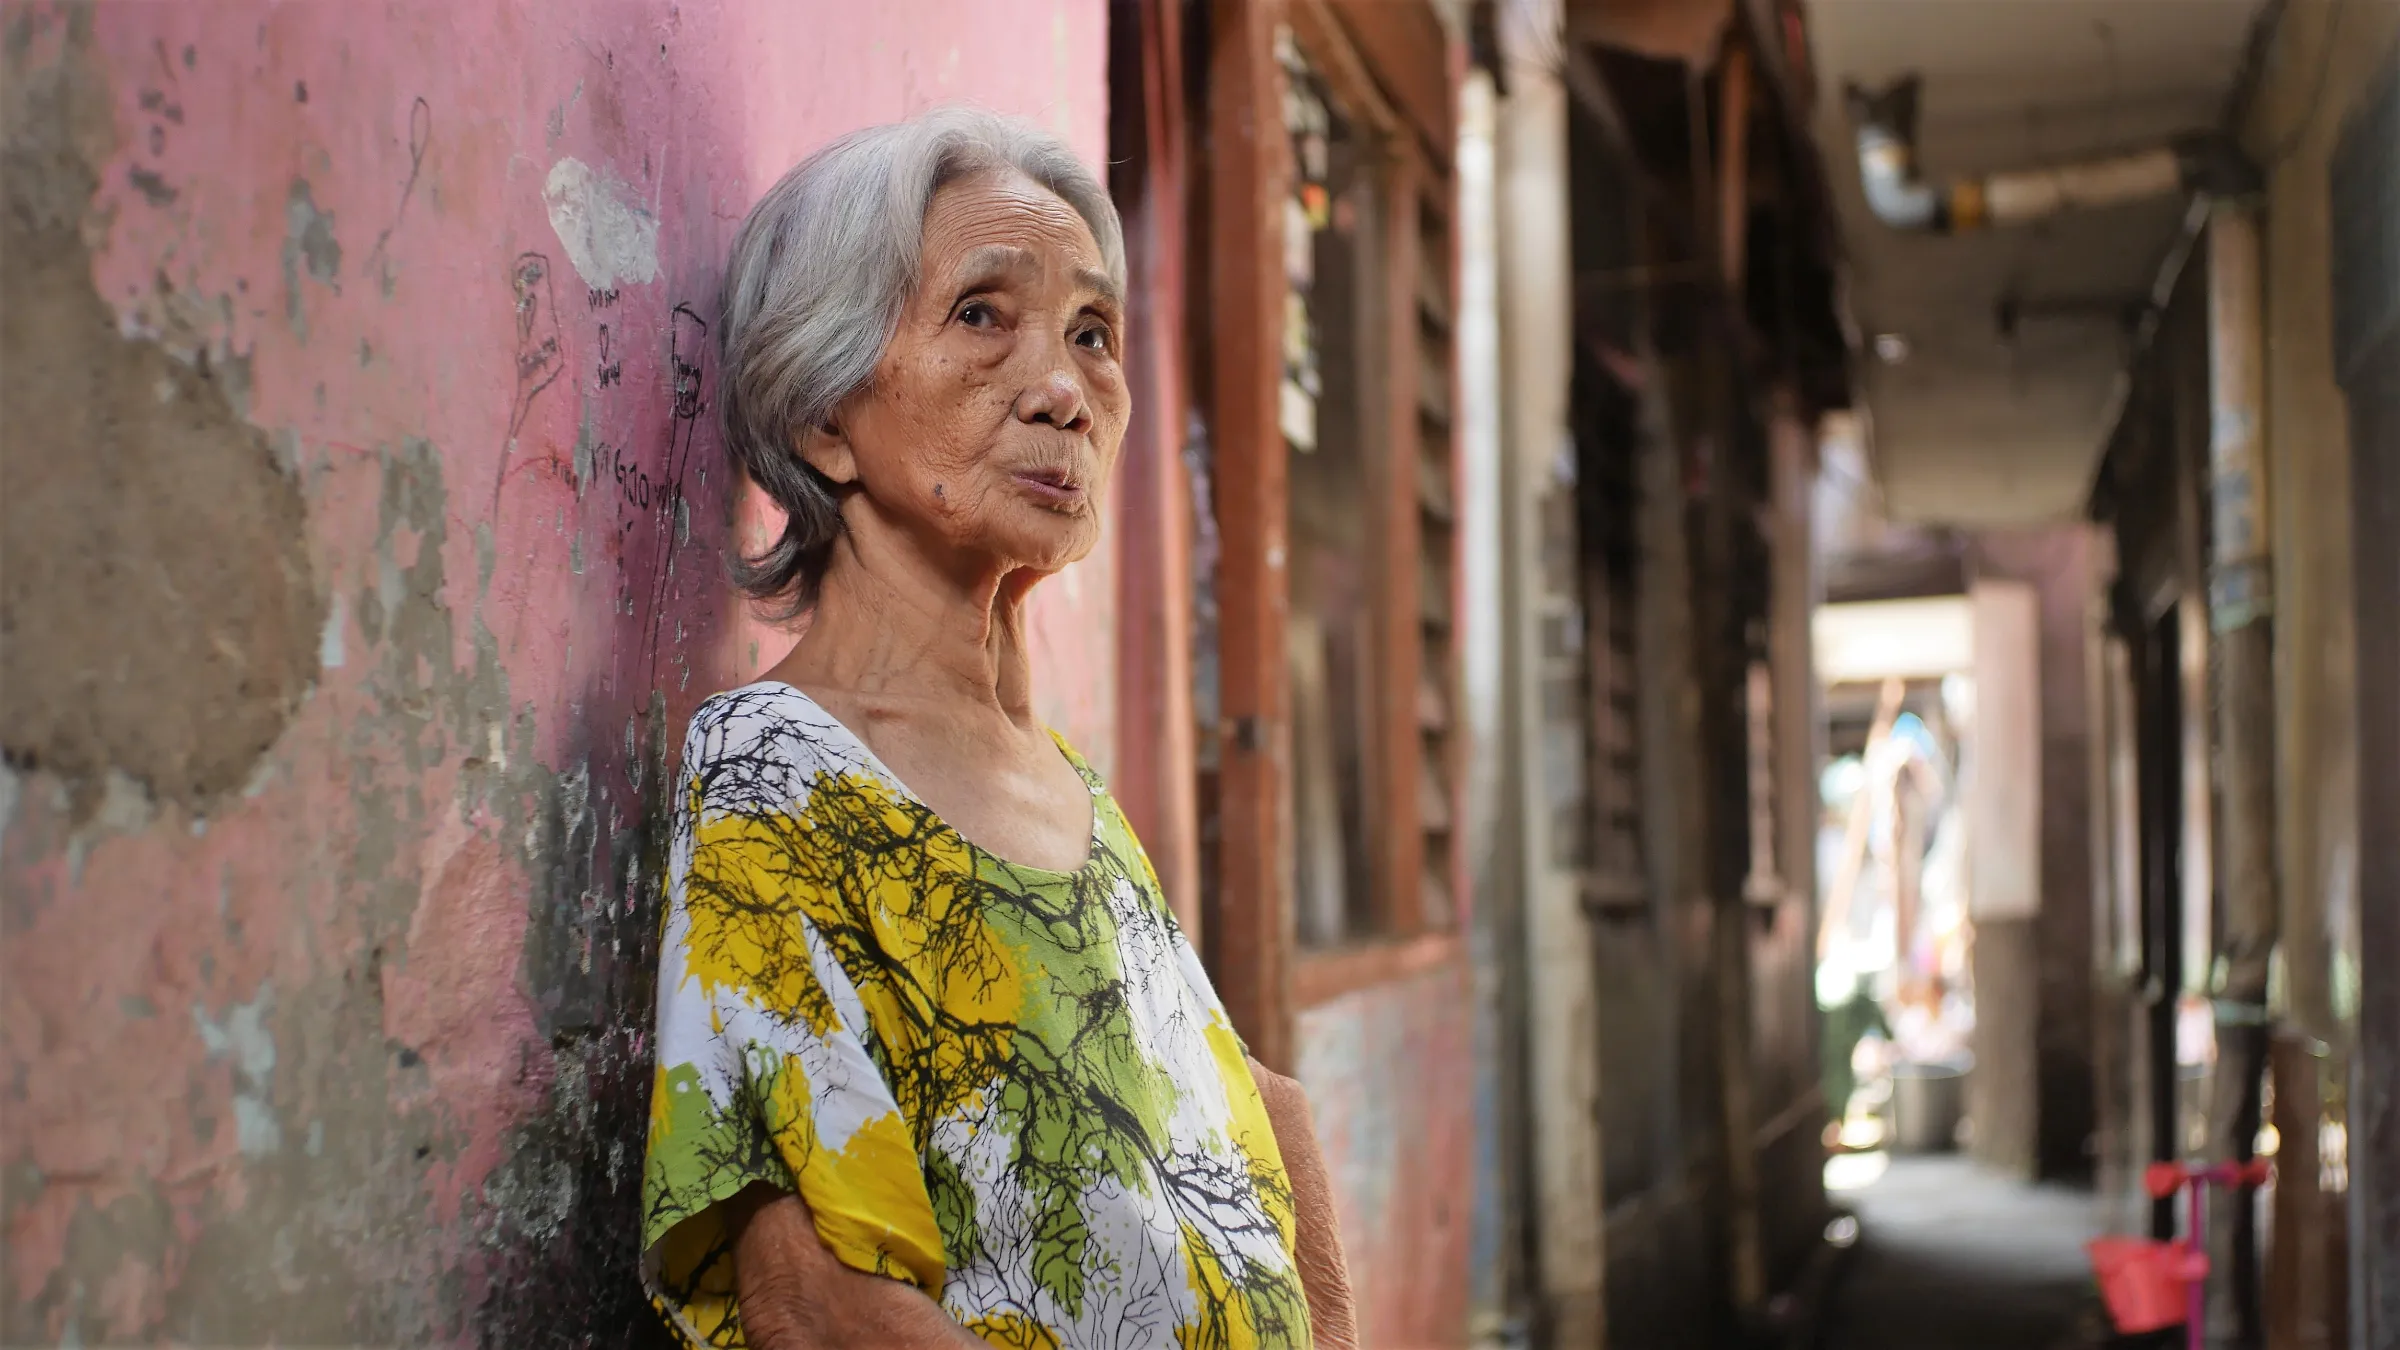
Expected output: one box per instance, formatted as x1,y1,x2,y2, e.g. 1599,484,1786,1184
718,106,1127,614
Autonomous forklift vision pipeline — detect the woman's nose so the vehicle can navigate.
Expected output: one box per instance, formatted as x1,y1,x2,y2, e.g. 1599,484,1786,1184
1014,369,1091,433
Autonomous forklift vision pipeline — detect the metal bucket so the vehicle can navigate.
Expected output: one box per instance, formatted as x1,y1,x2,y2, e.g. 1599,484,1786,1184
1890,1059,1969,1153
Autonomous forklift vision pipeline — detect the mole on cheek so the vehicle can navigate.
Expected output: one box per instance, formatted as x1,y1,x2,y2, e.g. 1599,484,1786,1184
934,483,946,500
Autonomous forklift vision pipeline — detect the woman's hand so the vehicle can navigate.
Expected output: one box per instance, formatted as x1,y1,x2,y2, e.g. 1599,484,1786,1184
729,1183,985,1350
1248,1058,1361,1350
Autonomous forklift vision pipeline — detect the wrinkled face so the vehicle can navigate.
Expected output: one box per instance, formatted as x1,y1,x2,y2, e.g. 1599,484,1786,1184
805,169,1128,580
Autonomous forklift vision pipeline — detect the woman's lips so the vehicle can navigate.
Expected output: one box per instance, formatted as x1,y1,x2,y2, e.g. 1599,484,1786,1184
1011,467,1085,508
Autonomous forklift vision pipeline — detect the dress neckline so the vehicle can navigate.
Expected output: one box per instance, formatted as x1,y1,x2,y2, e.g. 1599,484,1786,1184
739,678,1104,880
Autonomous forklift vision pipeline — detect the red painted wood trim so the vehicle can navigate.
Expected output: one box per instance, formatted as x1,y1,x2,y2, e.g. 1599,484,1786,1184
1293,931,1462,1009
1112,0,1203,943
1378,154,1430,939
1205,0,1297,1073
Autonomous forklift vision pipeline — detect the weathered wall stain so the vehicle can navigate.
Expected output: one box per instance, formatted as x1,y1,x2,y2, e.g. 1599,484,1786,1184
542,156,661,292
1296,961,1477,1349
191,981,282,1158
0,9,322,819
282,178,341,337
0,3,1112,1345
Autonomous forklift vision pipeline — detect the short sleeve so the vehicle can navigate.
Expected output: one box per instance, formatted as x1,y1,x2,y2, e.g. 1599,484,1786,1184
640,713,947,1348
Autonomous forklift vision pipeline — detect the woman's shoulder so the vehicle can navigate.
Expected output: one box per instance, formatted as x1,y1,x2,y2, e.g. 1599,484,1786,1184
679,681,879,811
687,678,835,738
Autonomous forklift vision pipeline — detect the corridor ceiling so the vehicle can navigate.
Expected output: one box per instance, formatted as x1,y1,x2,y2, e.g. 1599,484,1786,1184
1805,0,2266,525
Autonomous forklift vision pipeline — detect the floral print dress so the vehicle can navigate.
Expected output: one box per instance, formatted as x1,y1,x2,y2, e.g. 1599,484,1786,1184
641,683,1312,1348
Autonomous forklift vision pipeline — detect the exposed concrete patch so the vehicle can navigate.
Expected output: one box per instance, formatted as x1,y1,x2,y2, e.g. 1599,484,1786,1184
280,178,341,336
0,23,322,818
319,595,347,670
63,771,154,885
541,156,658,290
361,438,520,783
192,982,281,1158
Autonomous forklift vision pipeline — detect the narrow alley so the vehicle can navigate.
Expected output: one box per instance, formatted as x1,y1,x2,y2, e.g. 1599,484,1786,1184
1825,1158,2104,1350
0,1,2391,1347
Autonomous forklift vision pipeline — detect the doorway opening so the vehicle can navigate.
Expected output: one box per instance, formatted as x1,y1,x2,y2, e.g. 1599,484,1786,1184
1813,597,1977,1176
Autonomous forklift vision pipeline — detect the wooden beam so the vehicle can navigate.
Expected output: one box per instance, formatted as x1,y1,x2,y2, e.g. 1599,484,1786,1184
1290,0,1407,144
1206,0,1296,1071
1716,42,1751,288
1326,0,1456,168
1566,0,1736,66
1113,0,1202,943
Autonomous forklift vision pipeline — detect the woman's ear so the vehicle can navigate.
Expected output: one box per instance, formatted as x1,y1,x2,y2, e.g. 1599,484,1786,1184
796,415,857,485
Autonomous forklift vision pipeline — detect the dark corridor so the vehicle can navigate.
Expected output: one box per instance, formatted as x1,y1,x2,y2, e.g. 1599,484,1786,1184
1821,1158,2106,1350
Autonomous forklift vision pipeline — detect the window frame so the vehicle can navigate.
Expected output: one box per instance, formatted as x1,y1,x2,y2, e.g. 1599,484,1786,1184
1208,0,1464,1025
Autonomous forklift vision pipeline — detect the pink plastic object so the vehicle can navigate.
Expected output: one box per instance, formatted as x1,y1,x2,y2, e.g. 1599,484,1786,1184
2086,1236,2197,1334
2092,1159,2274,1349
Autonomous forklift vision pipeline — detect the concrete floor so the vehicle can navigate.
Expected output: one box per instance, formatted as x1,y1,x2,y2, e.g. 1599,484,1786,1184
1821,1154,2114,1350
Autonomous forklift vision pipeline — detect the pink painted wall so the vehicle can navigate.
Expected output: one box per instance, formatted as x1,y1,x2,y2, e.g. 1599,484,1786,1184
1296,959,1477,1347
0,3,1110,1342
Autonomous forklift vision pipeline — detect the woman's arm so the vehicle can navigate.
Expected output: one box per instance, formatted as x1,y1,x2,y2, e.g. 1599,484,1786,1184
728,1183,985,1350
1248,1058,1360,1350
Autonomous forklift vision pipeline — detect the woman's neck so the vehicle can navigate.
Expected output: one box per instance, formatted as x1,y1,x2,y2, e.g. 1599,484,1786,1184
772,513,1041,722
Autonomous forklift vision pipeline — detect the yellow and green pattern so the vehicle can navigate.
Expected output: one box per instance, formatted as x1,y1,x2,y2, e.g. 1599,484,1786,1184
641,683,1311,1348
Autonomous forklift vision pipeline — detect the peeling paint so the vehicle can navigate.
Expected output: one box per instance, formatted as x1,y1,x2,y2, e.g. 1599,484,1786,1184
541,157,658,291
0,3,1115,1344
2,27,323,817
281,178,340,335
64,773,155,886
1297,961,1476,1347
320,595,347,670
192,982,280,1157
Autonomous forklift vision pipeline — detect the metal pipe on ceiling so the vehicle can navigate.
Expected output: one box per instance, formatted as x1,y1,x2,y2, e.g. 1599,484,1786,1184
1842,74,2256,234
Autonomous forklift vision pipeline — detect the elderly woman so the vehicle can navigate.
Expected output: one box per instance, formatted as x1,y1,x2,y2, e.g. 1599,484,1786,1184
639,109,1358,1349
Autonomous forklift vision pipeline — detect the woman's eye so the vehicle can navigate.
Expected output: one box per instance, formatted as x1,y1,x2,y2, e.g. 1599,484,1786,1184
959,300,998,328
1075,323,1114,352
